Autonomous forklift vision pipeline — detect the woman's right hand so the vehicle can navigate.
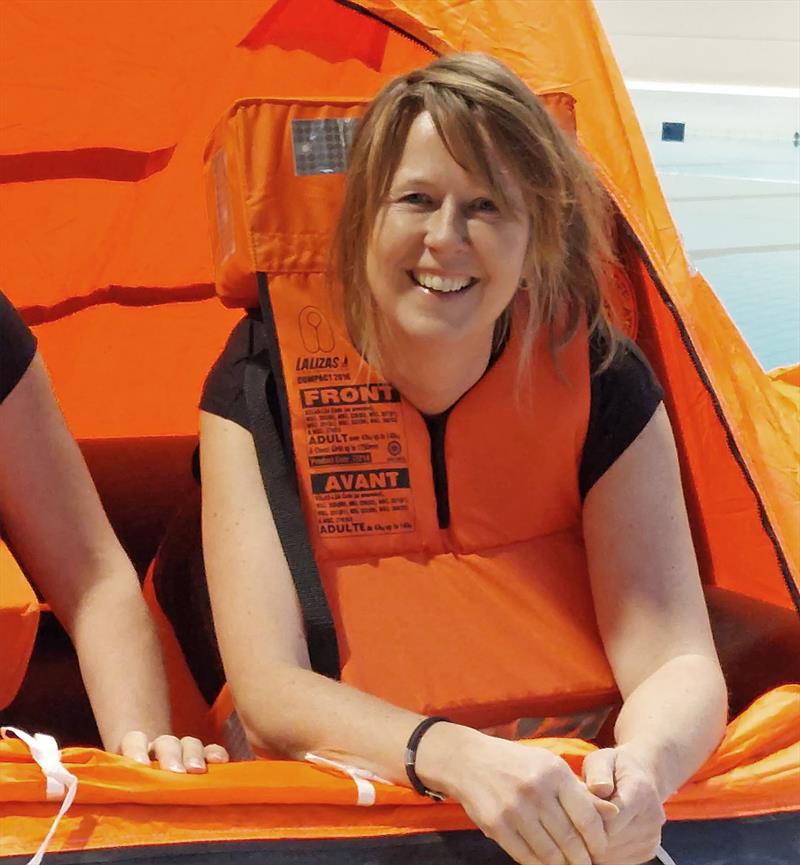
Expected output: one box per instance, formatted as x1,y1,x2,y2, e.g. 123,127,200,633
417,725,617,865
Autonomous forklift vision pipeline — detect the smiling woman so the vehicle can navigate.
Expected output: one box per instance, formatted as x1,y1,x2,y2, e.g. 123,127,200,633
187,54,728,865
334,54,618,397
360,112,529,413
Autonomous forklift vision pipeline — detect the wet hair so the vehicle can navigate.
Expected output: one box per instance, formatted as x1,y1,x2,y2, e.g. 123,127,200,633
331,52,618,373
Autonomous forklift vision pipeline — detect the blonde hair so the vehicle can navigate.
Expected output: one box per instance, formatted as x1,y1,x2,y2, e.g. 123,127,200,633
331,52,618,373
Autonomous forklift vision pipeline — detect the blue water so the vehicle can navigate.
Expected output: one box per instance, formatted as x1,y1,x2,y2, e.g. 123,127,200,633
647,136,800,371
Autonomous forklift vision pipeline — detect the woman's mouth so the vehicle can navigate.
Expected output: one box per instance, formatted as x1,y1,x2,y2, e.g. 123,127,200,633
408,271,479,294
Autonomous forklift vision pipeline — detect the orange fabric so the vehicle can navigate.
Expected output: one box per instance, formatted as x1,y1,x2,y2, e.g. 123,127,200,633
2,0,429,322
623,243,798,610
769,363,800,414
32,299,241,439
205,98,365,305
2,0,795,600
0,541,40,710
0,0,798,848
1,687,798,857
770,363,800,389
666,685,800,820
202,94,617,724
268,274,615,725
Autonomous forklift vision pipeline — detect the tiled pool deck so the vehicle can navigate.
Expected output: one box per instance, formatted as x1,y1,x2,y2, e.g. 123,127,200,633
646,137,800,371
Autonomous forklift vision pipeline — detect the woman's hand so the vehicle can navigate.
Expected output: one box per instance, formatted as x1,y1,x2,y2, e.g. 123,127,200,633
120,731,229,774
583,746,665,865
419,727,617,865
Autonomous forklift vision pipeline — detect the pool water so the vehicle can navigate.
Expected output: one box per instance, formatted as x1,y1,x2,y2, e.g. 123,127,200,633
646,136,800,371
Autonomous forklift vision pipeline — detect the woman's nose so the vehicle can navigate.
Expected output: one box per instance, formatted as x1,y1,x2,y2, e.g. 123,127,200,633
424,200,468,252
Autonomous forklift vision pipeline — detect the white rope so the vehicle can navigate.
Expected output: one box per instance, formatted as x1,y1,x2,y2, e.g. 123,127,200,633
1,727,78,865
656,844,679,865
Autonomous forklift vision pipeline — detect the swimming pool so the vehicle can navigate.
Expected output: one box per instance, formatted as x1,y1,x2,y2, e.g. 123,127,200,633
646,135,800,371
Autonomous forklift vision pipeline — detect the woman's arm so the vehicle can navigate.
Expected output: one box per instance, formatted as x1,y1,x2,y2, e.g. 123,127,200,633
582,403,728,860
202,409,614,865
0,355,225,771
200,409,425,774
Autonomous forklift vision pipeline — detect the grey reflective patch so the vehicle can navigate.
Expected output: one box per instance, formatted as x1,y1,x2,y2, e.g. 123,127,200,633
480,705,613,741
211,148,235,264
222,710,255,761
291,118,358,176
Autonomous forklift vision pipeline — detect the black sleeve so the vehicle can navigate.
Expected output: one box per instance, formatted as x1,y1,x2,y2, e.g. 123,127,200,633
579,336,664,498
200,310,283,438
200,314,257,431
0,290,37,404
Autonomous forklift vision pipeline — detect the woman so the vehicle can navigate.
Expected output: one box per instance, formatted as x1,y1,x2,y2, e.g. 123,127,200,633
0,289,227,773
199,54,727,865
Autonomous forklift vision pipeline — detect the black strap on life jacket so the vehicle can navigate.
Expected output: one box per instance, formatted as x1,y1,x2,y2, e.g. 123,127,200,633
244,271,341,680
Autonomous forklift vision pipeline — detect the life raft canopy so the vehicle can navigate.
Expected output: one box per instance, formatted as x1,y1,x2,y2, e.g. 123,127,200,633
2,0,799,861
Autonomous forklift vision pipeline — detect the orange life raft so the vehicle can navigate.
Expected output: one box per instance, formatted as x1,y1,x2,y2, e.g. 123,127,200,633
1,1,798,862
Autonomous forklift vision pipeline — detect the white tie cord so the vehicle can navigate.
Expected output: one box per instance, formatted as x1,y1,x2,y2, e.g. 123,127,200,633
304,752,393,806
1,726,78,865
656,844,678,865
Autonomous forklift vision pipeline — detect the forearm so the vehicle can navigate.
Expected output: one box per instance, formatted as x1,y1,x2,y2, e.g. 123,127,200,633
613,653,727,799
232,663,466,785
64,575,171,752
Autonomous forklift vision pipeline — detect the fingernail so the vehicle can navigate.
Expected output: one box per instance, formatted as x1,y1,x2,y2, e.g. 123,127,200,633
169,763,186,773
187,759,204,770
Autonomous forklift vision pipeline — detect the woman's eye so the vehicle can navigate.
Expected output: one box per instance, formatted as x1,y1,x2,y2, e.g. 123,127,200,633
471,198,499,214
399,192,432,206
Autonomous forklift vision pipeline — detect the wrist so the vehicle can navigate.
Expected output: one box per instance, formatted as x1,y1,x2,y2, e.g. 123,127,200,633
614,741,669,800
413,722,483,799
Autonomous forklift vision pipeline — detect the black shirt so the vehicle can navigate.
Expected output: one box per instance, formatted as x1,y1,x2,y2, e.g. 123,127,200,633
200,314,664,497
0,290,37,404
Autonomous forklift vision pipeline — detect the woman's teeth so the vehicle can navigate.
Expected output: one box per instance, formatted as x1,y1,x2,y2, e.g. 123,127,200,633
411,272,476,293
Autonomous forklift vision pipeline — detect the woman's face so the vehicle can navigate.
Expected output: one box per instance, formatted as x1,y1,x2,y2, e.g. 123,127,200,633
365,112,529,349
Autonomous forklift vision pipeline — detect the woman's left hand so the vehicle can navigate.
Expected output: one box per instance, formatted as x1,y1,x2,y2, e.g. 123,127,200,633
120,731,229,774
582,746,666,865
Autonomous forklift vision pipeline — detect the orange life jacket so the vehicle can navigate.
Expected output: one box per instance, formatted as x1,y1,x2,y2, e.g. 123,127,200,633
266,280,617,727
200,95,618,727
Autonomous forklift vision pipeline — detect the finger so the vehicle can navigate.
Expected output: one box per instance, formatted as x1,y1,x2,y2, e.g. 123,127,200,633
607,798,666,859
558,781,610,863
504,829,548,865
482,818,545,865
607,774,661,838
539,801,592,865
180,736,207,774
600,839,662,865
589,794,620,823
150,734,186,773
607,752,666,838
203,743,229,764
119,730,151,765
582,748,616,799
515,820,566,865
